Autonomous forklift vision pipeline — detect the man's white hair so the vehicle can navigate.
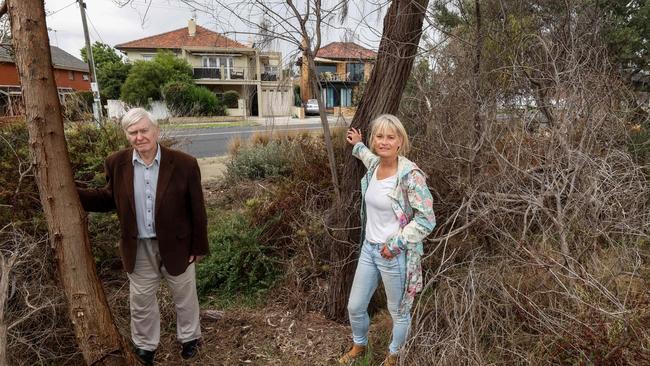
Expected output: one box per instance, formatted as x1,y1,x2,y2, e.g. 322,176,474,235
121,108,157,130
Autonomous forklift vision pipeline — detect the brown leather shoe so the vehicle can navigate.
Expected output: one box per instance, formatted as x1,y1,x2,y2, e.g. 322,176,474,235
338,344,367,364
383,353,398,366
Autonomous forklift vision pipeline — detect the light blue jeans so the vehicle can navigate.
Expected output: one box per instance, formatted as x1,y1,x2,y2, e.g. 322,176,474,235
347,239,409,354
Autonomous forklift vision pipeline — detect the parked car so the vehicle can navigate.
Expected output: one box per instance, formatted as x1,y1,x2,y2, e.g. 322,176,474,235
304,99,319,115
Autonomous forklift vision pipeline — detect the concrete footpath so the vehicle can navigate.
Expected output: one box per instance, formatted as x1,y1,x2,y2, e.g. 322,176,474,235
252,114,352,127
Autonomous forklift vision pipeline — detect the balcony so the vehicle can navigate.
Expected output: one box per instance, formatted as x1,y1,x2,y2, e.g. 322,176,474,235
193,67,221,79
318,71,364,82
261,66,279,81
193,67,250,81
193,66,281,82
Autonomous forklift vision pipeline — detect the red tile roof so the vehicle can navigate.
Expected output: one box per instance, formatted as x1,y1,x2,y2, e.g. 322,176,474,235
316,42,376,60
115,25,248,50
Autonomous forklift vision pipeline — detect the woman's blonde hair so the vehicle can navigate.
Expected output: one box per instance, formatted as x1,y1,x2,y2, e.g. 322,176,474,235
368,114,410,155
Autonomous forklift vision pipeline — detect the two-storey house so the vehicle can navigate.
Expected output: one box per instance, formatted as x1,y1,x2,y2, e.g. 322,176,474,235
299,42,376,112
115,19,291,117
0,44,90,116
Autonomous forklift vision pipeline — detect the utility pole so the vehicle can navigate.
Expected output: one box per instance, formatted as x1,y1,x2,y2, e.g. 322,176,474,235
77,0,102,121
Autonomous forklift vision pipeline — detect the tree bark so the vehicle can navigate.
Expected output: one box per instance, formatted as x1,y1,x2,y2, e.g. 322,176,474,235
472,0,484,149
7,1,136,364
325,0,429,321
0,253,15,366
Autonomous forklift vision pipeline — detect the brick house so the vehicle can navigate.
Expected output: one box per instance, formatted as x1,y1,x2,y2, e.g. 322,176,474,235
115,19,291,117
299,42,377,111
0,44,90,116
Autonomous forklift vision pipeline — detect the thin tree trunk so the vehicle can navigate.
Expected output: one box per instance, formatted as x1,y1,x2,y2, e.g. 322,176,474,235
326,0,429,321
0,253,14,366
472,0,484,150
7,1,136,364
307,52,341,202
0,323,6,366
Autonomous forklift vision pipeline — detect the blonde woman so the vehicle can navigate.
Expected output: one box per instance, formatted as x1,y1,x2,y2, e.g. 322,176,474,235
339,114,436,365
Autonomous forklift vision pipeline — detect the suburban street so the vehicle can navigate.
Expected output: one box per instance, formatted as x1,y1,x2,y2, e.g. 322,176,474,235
165,117,349,158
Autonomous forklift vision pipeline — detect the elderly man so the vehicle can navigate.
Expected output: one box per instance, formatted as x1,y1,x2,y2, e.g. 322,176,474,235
78,108,208,365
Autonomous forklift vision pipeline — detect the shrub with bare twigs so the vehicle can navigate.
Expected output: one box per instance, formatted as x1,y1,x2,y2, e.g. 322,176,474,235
397,1,650,363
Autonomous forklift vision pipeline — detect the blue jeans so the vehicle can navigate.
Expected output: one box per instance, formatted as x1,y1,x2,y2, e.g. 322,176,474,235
347,240,409,354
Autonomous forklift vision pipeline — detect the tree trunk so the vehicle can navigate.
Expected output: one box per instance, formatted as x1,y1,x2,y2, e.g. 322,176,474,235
325,0,429,321
0,323,6,366
0,253,14,366
472,0,484,150
7,1,136,364
307,51,341,202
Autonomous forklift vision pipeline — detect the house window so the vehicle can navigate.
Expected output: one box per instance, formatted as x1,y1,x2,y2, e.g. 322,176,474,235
202,56,218,68
340,88,352,107
82,74,90,81
141,54,155,61
68,71,74,80
201,56,235,79
346,63,364,81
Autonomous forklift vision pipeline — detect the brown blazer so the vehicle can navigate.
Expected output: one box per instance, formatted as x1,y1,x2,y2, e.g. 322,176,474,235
78,146,209,276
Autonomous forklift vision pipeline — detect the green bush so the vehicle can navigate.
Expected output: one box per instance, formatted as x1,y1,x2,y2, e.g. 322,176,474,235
190,85,226,116
196,211,279,299
226,141,291,180
120,51,193,107
222,90,240,108
65,121,129,187
162,81,194,116
162,81,226,116
293,85,301,106
88,212,122,266
0,120,128,235
0,121,40,226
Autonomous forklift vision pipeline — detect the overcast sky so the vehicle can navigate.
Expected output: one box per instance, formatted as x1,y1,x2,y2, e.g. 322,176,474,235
44,0,386,65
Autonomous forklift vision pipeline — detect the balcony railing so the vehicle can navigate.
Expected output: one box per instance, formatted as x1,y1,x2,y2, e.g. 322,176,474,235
193,66,281,82
318,72,364,82
261,66,279,81
193,67,221,79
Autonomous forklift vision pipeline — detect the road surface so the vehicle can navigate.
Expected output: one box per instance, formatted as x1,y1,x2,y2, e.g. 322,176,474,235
165,120,347,158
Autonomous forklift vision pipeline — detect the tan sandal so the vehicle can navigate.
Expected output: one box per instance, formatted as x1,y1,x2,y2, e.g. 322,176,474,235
338,344,367,364
383,353,398,366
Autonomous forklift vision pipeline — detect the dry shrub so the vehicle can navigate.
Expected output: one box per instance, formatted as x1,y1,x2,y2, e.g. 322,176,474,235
222,128,350,313
398,3,650,364
249,131,271,146
228,135,244,156
1,224,81,365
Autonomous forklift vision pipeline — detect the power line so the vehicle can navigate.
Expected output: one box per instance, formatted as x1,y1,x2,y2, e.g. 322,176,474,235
86,13,105,44
100,0,193,11
48,0,77,16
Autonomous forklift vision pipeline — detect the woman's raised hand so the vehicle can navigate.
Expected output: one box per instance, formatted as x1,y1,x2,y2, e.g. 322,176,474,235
346,127,362,146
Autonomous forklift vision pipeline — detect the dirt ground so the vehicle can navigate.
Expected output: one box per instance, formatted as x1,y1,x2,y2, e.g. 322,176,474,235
101,268,357,366
154,306,353,365
198,156,230,182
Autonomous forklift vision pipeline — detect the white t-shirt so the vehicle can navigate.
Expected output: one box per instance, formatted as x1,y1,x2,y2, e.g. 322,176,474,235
364,169,400,243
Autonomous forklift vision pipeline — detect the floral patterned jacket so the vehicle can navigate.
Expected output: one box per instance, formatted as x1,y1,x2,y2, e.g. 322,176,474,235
353,142,436,312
